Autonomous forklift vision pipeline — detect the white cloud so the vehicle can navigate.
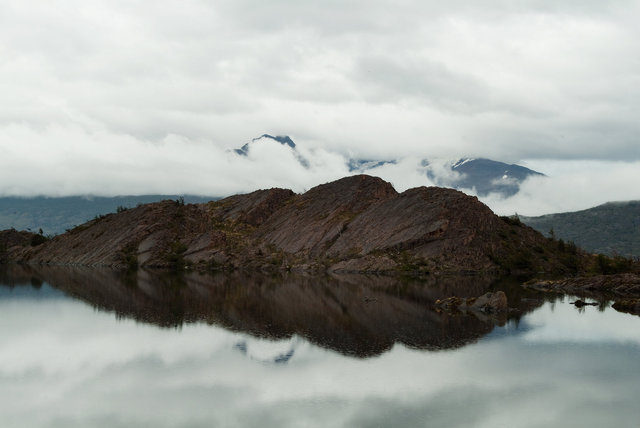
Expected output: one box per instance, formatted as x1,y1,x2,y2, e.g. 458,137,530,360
480,160,640,216
1,0,639,206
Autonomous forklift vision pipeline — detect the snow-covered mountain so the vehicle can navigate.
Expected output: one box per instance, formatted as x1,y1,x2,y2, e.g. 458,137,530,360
439,157,544,197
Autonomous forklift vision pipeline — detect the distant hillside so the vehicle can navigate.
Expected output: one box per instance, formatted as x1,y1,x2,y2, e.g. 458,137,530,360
521,201,640,258
0,195,217,236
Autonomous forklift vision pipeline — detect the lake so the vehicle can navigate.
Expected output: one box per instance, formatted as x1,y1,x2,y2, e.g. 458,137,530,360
1,265,639,427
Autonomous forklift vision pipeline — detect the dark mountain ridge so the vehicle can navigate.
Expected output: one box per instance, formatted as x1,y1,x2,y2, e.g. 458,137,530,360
1,175,590,276
521,200,640,258
448,158,544,196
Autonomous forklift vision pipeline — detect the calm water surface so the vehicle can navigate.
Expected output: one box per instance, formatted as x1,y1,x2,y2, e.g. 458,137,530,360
1,266,639,427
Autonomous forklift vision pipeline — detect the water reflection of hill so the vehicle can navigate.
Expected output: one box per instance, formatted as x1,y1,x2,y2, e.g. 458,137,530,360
1,265,548,357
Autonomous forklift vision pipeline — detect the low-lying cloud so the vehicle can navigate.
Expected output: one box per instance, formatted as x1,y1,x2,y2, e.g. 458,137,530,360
2,125,639,217
479,160,640,216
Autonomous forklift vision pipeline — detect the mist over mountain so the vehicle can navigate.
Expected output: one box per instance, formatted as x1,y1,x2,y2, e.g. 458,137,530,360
234,134,543,197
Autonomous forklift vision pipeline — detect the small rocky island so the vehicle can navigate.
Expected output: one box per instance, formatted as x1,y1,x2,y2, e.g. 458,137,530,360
1,175,598,276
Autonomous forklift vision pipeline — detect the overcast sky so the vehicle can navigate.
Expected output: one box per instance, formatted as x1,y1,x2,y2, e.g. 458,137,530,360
1,0,639,214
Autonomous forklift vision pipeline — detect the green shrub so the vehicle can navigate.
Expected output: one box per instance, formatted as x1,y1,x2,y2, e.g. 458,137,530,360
595,253,634,274
500,215,523,226
166,240,188,270
119,242,139,271
30,234,48,246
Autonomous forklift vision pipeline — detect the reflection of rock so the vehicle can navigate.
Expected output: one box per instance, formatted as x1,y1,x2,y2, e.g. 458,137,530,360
524,274,640,298
434,291,509,325
612,299,640,316
1,265,545,357
435,291,508,313
571,299,598,308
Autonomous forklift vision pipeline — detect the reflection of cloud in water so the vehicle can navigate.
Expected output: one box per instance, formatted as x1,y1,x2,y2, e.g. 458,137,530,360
522,296,640,345
1,269,640,426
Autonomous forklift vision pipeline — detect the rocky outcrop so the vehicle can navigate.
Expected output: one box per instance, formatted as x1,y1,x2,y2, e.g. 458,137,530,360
435,291,508,314
1,175,592,275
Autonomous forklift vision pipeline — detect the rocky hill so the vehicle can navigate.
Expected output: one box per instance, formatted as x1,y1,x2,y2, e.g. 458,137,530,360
1,175,589,275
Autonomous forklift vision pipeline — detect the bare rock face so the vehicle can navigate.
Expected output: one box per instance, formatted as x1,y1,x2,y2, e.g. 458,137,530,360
1,175,590,275
326,186,502,270
257,175,397,257
210,188,295,227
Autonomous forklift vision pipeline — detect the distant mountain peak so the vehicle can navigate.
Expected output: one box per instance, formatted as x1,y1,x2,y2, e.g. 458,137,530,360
252,134,296,148
235,134,296,156
446,158,544,197
347,159,397,172
234,134,309,168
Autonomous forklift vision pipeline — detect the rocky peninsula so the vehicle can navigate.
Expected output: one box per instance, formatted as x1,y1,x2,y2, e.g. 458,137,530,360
1,175,602,277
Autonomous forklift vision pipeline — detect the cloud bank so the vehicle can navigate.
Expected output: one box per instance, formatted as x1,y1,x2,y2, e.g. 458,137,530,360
1,0,639,214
